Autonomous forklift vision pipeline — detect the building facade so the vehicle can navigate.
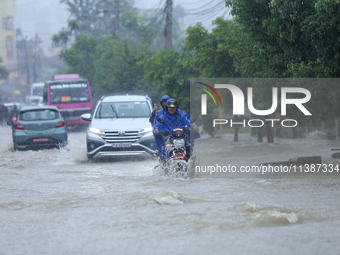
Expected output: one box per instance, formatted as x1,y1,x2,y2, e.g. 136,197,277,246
0,0,17,80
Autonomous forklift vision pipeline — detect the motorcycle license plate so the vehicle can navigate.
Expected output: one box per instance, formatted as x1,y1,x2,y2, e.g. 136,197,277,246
112,143,131,148
33,138,49,142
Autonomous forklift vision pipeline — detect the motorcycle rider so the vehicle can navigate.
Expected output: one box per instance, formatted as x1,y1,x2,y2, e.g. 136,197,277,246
154,99,191,161
150,95,185,160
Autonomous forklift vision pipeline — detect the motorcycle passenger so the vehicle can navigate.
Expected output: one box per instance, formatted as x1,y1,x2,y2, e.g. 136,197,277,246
149,94,170,160
149,94,170,127
154,99,191,161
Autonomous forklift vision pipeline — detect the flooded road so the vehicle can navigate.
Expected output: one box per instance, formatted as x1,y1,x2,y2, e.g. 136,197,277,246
0,125,340,255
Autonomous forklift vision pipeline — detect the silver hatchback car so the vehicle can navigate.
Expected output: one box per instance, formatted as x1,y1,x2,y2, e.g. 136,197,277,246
81,95,156,160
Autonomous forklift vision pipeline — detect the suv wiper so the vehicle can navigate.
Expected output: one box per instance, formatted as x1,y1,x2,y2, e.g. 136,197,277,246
110,105,119,118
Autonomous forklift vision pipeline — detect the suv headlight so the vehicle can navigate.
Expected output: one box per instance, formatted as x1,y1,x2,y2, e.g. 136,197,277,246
138,126,153,137
90,127,105,136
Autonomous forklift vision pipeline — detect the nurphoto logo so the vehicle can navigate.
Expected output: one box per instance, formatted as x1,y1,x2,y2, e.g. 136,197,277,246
196,80,312,128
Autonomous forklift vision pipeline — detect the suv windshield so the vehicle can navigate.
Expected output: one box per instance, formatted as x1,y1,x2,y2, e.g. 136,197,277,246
95,101,151,119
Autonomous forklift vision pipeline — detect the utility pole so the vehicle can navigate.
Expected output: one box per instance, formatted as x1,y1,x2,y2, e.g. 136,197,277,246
33,34,39,83
115,0,120,41
103,0,108,33
23,37,31,86
165,0,173,48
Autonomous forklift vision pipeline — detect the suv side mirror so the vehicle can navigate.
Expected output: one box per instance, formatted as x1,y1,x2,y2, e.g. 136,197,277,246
81,113,92,121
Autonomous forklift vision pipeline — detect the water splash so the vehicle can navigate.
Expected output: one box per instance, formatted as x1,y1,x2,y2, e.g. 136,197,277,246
150,191,183,205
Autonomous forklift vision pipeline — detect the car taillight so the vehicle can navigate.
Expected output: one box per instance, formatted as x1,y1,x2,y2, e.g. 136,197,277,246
12,116,17,122
14,123,24,130
56,120,65,128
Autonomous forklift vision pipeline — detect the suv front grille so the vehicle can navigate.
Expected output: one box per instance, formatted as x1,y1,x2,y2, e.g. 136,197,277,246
103,130,139,143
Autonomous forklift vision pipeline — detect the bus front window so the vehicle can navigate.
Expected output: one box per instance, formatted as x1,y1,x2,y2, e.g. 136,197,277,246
50,87,89,103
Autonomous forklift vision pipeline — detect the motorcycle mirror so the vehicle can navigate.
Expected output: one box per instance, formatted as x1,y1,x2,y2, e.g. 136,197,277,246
158,118,165,124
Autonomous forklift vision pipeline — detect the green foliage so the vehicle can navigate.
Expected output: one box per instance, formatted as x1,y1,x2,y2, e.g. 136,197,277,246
220,0,340,126
59,33,97,84
93,36,150,97
58,32,155,101
225,0,340,78
185,22,239,78
53,1,165,49
120,10,158,45
141,48,200,112
52,20,79,48
60,0,134,38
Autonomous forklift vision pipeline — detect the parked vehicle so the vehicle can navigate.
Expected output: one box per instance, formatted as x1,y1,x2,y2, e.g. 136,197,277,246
157,117,191,178
4,102,20,122
81,95,156,161
7,105,68,151
26,82,44,105
4,102,21,113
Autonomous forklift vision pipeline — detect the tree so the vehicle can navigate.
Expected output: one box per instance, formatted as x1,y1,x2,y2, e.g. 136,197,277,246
141,48,200,113
52,19,79,48
223,0,340,132
93,36,151,96
185,21,239,78
60,0,134,37
58,33,97,84
54,0,165,48
185,21,242,140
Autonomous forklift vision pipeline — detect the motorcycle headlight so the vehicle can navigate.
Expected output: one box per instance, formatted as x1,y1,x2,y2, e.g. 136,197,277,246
90,127,105,136
138,126,153,137
165,143,173,151
173,139,185,148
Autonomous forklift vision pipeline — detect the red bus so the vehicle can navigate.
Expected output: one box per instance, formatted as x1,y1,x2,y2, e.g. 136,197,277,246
43,74,93,129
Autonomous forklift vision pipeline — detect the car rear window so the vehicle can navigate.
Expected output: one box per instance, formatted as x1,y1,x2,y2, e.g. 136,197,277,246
19,109,60,121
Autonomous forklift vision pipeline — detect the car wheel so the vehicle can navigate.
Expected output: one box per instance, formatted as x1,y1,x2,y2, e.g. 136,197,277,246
13,144,17,152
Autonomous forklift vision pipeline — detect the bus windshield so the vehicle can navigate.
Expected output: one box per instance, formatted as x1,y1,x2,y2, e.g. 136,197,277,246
49,83,90,104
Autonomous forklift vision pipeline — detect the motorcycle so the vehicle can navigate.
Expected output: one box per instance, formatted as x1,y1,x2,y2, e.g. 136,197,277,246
157,118,192,178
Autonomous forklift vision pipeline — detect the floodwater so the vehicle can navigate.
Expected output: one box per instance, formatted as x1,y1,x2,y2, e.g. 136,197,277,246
0,125,340,255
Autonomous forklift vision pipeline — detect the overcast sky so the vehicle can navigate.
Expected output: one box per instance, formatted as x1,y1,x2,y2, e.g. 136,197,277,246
15,0,230,56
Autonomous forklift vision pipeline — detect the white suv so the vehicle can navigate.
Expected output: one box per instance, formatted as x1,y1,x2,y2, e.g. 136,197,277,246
81,95,156,160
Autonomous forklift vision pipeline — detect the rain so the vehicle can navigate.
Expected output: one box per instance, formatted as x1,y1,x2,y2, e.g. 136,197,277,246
1,1,340,254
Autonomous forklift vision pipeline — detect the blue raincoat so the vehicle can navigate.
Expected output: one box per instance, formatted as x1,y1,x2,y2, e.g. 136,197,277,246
149,94,170,126
150,95,170,158
154,107,191,160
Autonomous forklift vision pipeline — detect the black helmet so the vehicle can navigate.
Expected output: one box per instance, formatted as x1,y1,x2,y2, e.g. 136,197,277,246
166,99,178,109
165,99,178,115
